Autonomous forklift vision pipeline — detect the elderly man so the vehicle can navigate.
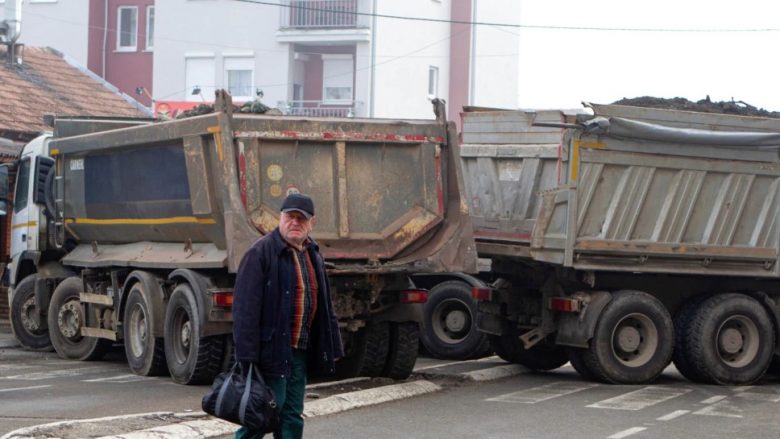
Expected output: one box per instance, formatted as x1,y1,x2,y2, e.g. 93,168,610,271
232,193,343,439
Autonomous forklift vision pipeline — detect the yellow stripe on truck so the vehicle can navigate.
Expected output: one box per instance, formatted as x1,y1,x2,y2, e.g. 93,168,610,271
12,221,37,229
65,217,217,225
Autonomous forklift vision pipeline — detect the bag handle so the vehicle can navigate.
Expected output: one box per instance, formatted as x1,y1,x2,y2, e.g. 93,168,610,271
214,364,235,418
239,362,260,425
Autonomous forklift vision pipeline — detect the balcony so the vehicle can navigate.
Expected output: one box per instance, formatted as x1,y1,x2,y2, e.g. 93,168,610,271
279,100,362,118
276,0,371,43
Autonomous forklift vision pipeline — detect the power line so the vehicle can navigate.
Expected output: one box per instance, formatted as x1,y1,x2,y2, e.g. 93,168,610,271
233,0,780,33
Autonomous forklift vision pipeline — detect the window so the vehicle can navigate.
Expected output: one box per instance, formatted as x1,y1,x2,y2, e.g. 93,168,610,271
13,158,30,214
224,57,254,100
322,55,353,102
145,6,154,51
185,56,215,102
117,6,138,51
428,66,439,98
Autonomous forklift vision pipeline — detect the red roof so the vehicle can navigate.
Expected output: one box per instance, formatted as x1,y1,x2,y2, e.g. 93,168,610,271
0,45,149,138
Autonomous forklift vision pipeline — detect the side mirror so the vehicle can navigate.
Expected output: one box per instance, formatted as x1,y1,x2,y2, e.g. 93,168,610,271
0,164,9,216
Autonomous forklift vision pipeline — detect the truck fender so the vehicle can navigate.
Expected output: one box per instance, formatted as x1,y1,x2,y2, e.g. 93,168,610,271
10,251,41,287
410,272,487,290
554,291,612,348
167,269,215,337
121,271,166,338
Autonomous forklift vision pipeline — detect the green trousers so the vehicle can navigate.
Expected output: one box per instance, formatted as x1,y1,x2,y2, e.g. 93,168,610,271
234,349,308,439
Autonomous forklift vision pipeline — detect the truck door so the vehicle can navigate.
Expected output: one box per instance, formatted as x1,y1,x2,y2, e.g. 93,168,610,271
11,157,32,261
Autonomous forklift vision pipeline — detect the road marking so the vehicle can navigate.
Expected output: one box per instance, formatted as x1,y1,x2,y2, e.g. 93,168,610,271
657,410,690,421
694,399,743,418
486,381,598,404
413,355,500,372
307,377,370,390
461,364,528,381
733,392,780,403
82,374,154,383
3,366,116,381
608,427,647,439
700,395,727,404
0,384,51,393
588,386,691,410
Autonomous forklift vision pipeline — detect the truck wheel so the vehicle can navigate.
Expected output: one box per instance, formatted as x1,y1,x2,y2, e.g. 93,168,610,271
47,277,112,361
420,281,491,360
383,322,420,379
164,283,224,384
489,334,568,371
336,322,390,378
124,282,167,376
671,294,709,382
567,348,597,380
682,293,774,385
10,275,53,351
580,290,673,384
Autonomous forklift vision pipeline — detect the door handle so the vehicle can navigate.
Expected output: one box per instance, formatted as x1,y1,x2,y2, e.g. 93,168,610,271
21,234,26,242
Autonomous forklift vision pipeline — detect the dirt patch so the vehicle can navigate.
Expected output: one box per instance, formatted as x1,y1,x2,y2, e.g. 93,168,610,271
613,96,780,119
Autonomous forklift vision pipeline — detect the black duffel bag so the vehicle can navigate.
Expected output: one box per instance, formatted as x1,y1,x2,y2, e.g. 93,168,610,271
202,362,280,433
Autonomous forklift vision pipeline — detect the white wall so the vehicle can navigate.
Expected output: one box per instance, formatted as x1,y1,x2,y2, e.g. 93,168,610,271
153,0,290,105
371,0,451,119
0,0,90,65
471,0,519,109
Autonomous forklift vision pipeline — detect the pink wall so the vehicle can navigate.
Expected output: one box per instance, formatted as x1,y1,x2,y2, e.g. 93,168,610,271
88,0,154,107
449,0,472,128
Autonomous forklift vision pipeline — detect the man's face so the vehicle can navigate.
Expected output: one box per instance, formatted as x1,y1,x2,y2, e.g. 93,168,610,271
279,211,314,246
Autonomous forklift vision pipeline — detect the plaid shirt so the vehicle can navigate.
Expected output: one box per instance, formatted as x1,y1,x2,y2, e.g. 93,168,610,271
289,244,319,349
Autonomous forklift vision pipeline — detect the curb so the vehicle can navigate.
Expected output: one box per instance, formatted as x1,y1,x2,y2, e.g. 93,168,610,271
1,380,442,439
460,364,529,382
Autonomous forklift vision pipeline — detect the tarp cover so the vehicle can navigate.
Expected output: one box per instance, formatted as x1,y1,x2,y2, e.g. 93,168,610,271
580,115,780,148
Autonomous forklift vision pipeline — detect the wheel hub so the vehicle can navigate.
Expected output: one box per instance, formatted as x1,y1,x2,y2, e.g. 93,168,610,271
445,310,468,332
180,321,192,350
57,301,83,339
719,327,744,354
617,326,641,352
21,298,42,332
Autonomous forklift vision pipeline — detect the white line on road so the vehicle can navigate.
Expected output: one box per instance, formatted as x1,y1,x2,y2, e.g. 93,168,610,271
656,410,690,421
461,364,528,381
82,374,153,383
588,386,692,410
413,355,501,372
694,400,743,418
486,381,598,404
0,384,51,393
3,366,117,381
733,391,780,403
700,395,727,404
306,377,370,390
608,427,647,439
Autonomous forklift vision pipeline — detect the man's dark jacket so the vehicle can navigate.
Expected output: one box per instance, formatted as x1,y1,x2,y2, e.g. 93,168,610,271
232,228,344,378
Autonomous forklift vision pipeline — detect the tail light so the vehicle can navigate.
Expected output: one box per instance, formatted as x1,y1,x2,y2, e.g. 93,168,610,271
400,289,428,304
548,297,581,312
472,287,492,301
211,290,234,308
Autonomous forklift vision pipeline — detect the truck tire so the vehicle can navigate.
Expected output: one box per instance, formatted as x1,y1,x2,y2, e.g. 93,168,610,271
124,282,168,376
580,290,673,384
682,293,774,385
420,281,491,360
10,274,53,351
47,277,112,361
489,334,568,371
671,294,709,383
336,322,390,378
383,322,420,379
567,348,597,381
164,283,224,384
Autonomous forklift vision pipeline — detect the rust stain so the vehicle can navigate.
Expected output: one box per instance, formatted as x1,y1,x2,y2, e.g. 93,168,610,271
252,210,279,234
392,212,436,241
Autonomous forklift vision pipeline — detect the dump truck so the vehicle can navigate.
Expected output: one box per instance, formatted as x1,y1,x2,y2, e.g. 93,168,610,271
5,91,476,384
471,103,780,385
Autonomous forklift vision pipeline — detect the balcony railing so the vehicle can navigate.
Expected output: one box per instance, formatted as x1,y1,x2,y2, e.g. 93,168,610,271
279,100,360,118
280,0,361,29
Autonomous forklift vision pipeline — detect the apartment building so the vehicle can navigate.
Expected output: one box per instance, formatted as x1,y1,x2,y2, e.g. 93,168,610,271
154,0,519,119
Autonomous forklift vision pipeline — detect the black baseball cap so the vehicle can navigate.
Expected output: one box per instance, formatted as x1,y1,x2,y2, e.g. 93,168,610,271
281,193,315,218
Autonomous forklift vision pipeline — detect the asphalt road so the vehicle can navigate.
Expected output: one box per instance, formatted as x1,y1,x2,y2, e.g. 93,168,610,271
306,366,780,439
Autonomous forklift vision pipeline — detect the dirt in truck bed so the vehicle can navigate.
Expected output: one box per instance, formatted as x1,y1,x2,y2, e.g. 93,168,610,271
613,96,780,119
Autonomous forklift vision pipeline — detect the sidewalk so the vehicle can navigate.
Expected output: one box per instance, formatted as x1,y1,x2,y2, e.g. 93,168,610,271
0,318,17,349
